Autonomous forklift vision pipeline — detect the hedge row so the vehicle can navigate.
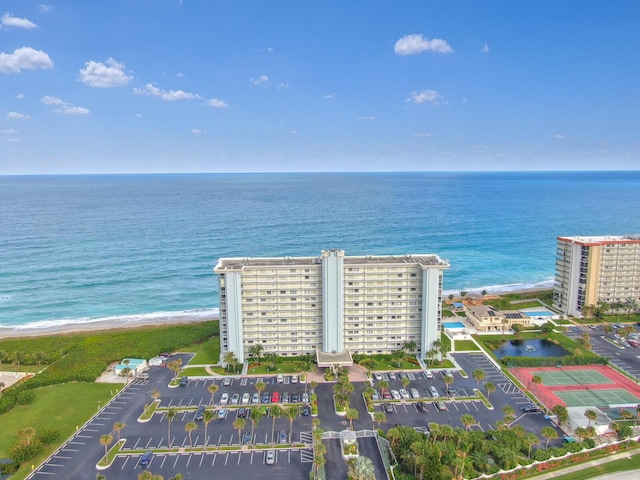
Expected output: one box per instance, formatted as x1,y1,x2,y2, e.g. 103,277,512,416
502,355,608,367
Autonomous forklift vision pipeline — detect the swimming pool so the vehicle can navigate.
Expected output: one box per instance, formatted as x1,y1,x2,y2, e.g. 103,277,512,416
444,322,466,329
523,311,553,317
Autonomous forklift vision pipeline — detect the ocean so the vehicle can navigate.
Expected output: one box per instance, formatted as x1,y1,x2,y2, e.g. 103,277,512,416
1,171,639,331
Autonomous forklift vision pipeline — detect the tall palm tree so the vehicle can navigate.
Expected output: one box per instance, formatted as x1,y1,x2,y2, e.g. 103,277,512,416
202,409,214,445
185,421,197,447
346,408,359,430
208,384,219,406
552,404,569,428
269,405,283,444
113,421,125,440
250,407,264,440
255,381,266,397
99,433,113,456
167,407,177,447
373,411,386,430
444,375,454,395
223,351,238,373
484,381,496,399
585,409,598,427
461,414,476,431
233,417,246,444
541,426,558,448
378,380,389,393
472,369,485,388
18,427,36,445
401,377,410,390
502,404,516,422
285,406,298,442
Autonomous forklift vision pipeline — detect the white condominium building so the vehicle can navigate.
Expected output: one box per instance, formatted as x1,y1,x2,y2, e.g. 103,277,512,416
553,235,640,318
214,250,449,365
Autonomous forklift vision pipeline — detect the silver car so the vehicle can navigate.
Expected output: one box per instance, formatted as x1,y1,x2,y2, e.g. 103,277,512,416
410,388,420,399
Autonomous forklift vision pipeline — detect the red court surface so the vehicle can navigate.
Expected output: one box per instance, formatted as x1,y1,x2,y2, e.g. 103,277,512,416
511,364,640,409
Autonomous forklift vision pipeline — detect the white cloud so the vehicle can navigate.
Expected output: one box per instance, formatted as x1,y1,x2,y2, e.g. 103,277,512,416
7,111,30,120
277,82,290,89
133,113,142,117
0,47,54,73
16,93,24,99
414,132,432,137
39,4,53,13
79,58,133,87
175,72,185,77
40,95,65,105
0,128,19,134
206,98,228,108
133,83,201,101
1,13,38,29
7,138,21,143
394,34,453,55
555,134,565,139
482,44,490,54
406,89,444,105
191,128,207,134
356,115,376,120
57,105,90,115
250,75,269,85
322,94,334,99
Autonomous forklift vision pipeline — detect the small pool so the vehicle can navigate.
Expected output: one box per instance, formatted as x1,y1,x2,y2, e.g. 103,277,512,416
444,322,466,329
523,311,553,317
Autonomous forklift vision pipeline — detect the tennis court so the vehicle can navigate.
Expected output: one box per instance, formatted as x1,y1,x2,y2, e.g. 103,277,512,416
530,369,614,386
555,388,640,408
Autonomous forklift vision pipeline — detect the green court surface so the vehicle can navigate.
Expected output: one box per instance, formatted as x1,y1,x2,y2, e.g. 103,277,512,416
555,388,640,407
531,369,614,386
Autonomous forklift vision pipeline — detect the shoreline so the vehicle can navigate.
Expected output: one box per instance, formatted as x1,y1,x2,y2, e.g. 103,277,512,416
0,286,553,340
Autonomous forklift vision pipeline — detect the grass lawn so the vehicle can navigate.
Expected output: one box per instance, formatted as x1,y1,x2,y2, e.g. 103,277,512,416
511,301,544,309
440,332,451,351
549,451,640,480
454,340,480,351
247,362,303,374
209,365,242,375
442,309,455,318
0,382,115,479
181,366,211,376
187,337,221,365
0,365,46,373
554,319,572,325
372,359,421,370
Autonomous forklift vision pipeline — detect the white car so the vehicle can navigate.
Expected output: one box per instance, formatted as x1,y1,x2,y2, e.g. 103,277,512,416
220,393,229,405
429,386,439,398
410,388,420,399
391,390,401,400
241,393,250,404
399,389,410,400
425,371,434,379
291,375,299,383
266,450,275,465
252,393,260,404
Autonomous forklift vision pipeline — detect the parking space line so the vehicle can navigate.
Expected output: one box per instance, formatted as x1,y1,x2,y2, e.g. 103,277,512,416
68,441,85,445
160,455,167,468
173,454,181,468
224,452,230,466
61,448,78,452
145,438,153,449
157,437,165,448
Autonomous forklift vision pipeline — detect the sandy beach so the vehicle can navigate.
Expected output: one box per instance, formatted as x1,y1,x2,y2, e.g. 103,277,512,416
0,287,553,340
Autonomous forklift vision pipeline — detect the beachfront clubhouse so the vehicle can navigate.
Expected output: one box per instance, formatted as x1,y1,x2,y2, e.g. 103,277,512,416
214,250,449,366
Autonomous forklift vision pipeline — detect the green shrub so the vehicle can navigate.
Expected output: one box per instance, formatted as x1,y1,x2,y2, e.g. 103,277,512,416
582,438,596,449
565,442,584,453
533,449,552,461
548,446,566,458
0,461,19,476
9,440,44,463
16,390,36,405
37,428,61,446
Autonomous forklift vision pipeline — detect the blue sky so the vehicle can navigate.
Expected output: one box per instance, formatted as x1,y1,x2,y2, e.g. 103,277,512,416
1,1,639,174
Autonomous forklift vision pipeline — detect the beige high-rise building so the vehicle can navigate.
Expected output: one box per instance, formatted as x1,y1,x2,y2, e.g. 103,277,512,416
553,235,640,318
214,250,449,365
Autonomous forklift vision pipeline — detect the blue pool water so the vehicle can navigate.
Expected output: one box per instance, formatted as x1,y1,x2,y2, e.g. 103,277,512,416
524,311,553,317
444,322,466,329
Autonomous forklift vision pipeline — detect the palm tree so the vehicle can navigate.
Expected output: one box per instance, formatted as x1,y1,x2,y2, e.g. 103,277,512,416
185,421,197,447
502,405,516,423
18,427,36,445
444,374,454,396
202,409,214,445
373,411,386,430
285,406,298,441
472,369,485,388
233,417,246,444
484,381,496,399
167,407,177,447
378,380,389,393
347,456,375,480
250,407,264,440
531,375,543,388
255,381,266,397
167,358,183,378
310,380,318,393
401,377,410,390
113,421,125,440
585,409,598,427
100,433,113,456
541,426,558,448
223,351,238,373
151,389,161,403
346,408,359,430
269,405,283,444
363,387,375,400
461,414,476,431
552,405,569,428
208,384,219,405
525,432,539,458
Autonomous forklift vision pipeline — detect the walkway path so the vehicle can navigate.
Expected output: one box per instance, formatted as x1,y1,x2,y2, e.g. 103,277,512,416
532,450,638,480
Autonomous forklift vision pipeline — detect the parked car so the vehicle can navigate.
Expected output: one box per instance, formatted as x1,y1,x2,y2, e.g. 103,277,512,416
302,405,311,416
291,394,299,403
383,403,394,413
425,370,434,379
302,392,309,403
278,429,288,444
217,408,227,419
220,393,229,405
521,404,542,413
271,392,280,403
159,352,172,358
179,376,188,387
388,372,397,380
371,391,380,401
139,451,152,467
252,393,260,404
391,390,401,400
399,389,410,400
194,405,205,421
382,391,392,400
237,407,247,418
410,388,420,399
429,386,439,398
282,393,290,403
242,393,250,404
266,450,276,465
223,377,232,386
291,375,299,383
243,432,252,445
374,373,383,380
416,401,428,412
398,372,407,379
277,374,284,383
262,393,270,404
231,393,240,405
435,401,447,411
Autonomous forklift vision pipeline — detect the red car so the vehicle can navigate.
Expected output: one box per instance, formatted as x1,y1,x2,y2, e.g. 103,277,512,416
271,392,280,403
382,391,392,400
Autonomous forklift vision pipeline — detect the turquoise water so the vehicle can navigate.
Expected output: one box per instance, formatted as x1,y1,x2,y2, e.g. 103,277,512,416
524,311,553,317
443,322,466,329
1,171,639,330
